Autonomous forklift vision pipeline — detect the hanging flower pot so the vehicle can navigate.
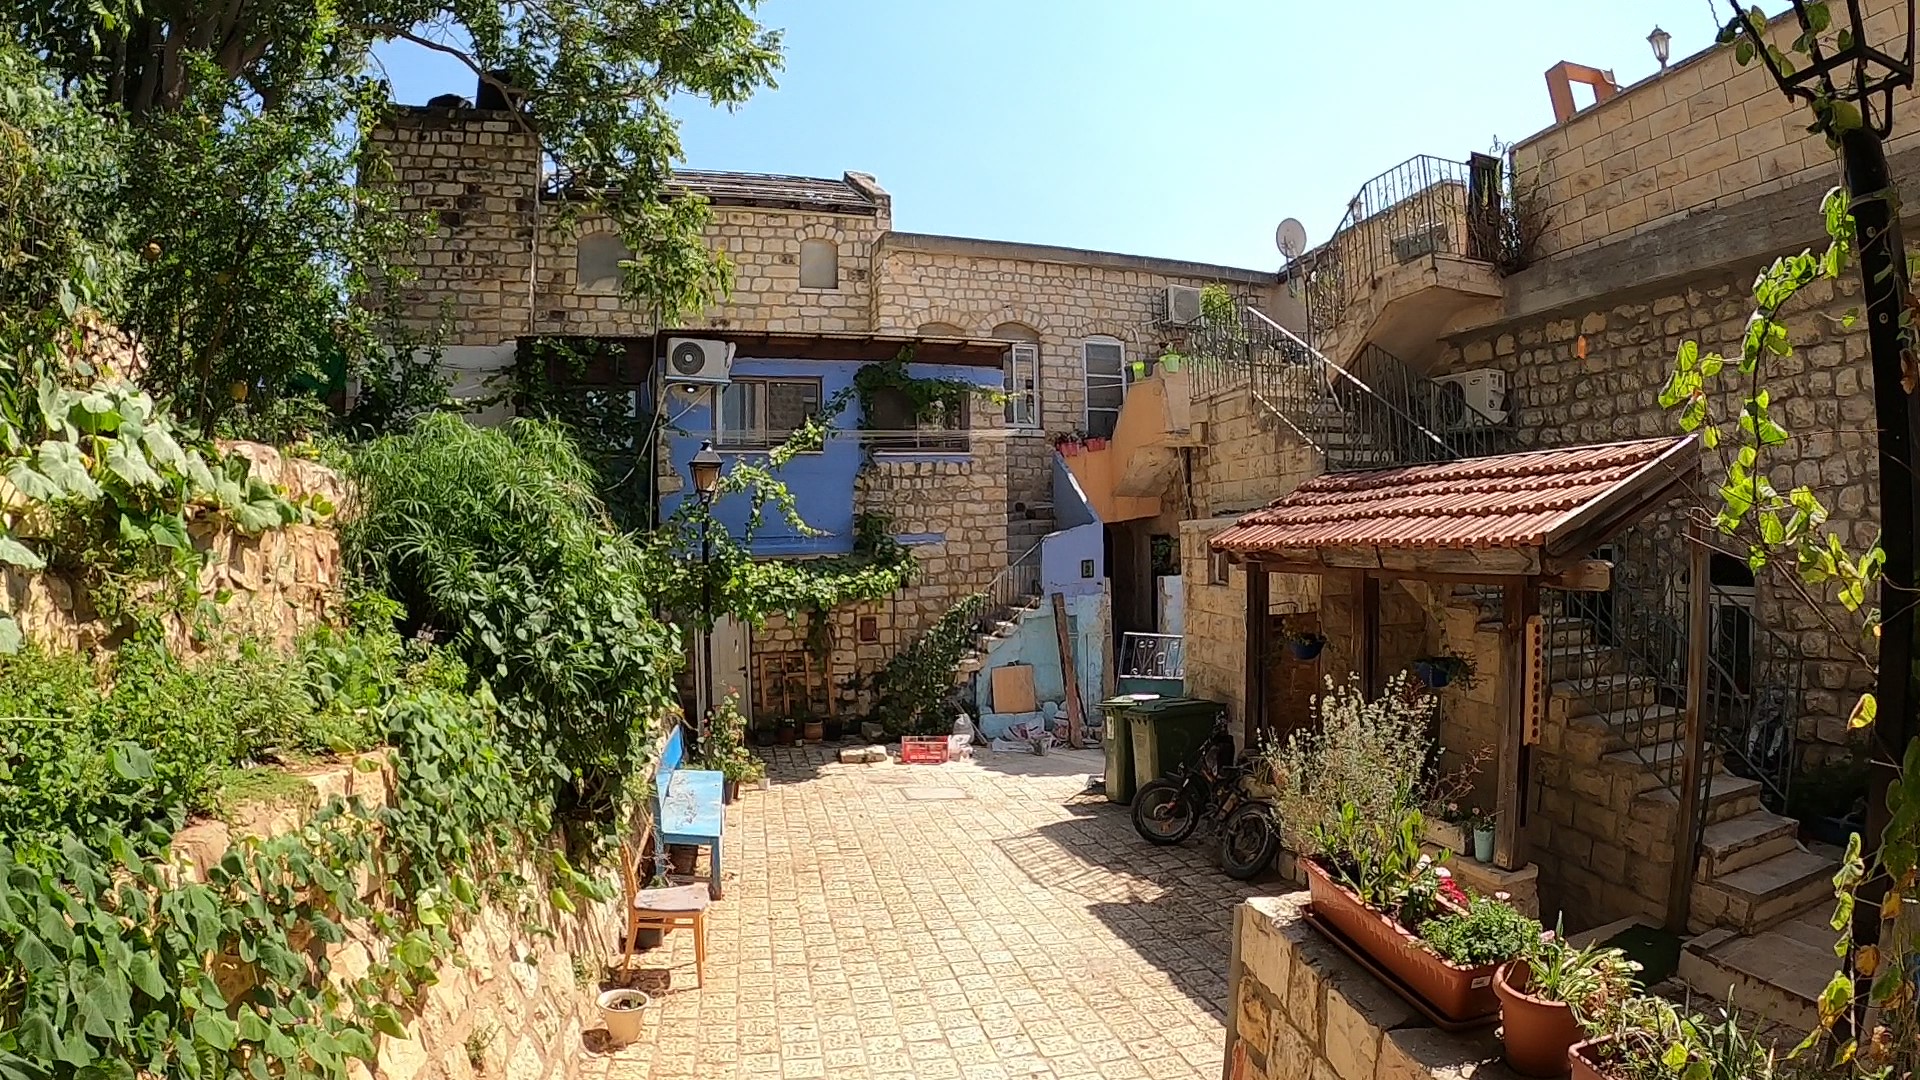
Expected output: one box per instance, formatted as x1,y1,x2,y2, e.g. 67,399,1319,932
1286,634,1326,660
1412,660,1450,688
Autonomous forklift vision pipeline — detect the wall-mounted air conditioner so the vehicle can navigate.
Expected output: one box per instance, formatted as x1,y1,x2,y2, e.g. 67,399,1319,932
1431,368,1508,425
1163,284,1204,327
663,337,735,384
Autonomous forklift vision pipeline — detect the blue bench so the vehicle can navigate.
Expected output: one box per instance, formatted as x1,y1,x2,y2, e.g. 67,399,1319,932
650,724,725,899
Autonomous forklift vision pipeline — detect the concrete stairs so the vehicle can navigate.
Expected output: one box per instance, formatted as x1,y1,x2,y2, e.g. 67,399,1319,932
1678,906,1837,1034
954,591,1043,680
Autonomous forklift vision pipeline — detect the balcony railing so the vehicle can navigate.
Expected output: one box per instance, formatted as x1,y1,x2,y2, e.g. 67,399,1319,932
1119,632,1185,680
1298,153,1502,347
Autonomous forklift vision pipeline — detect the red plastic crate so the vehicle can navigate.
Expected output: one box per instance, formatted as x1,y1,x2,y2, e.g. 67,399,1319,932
898,736,948,764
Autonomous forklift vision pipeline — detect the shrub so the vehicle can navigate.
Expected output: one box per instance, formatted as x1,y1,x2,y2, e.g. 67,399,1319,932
1268,672,1435,856
344,414,681,845
1419,895,1542,967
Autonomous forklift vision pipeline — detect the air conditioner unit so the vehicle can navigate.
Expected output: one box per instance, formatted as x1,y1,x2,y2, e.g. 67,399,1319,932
663,337,735,384
1431,368,1509,426
1163,284,1204,327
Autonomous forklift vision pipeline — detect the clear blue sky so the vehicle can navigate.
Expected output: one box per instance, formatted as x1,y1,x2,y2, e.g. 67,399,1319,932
376,1,1727,271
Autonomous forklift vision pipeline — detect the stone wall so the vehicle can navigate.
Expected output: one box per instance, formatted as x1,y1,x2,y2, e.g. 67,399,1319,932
1442,266,1871,758
1513,0,1913,260
6,442,344,655
1224,893,1524,1080
171,756,623,1080
1186,388,1321,520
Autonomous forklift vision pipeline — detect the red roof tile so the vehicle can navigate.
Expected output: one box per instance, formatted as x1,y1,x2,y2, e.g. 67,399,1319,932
1210,437,1694,556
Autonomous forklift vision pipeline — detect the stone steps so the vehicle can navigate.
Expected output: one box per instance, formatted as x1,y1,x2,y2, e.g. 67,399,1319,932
1640,772,1764,826
1551,672,1658,719
1547,642,1624,681
1593,703,1686,750
1679,906,1834,1032
1696,810,1802,880
1602,739,1686,792
1689,846,1839,934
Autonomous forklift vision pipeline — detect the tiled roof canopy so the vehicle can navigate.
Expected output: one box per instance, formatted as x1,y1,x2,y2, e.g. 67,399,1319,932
1210,436,1697,575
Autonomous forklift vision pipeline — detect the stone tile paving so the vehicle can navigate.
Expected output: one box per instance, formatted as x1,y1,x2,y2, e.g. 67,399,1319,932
582,745,1269,1080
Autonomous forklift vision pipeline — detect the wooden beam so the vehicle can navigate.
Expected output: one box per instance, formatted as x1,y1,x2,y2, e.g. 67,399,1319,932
1356,573,1380,697
1375,545,1541,576
1244,566,1271,747
1539,559,1612,592
1494,581,1540,870
1669,524,1712,932
1051,592,1086,750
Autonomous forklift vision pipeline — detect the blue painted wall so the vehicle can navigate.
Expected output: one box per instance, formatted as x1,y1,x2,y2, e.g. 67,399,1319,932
972,591,1111,738
1043,451,1104,595
658,357,1000,555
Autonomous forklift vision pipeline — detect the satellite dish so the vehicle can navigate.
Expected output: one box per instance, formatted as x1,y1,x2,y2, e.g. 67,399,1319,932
1275,218,1309,261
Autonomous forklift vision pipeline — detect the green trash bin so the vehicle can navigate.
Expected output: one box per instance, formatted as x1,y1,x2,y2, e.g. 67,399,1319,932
1096,695,1149,804
1129,697,1226,793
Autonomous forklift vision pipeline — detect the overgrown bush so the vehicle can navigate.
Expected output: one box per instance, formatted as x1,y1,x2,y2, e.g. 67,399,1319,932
869,593,986,735
0,623,407,847
344,414,680,844
1266,673,1436,856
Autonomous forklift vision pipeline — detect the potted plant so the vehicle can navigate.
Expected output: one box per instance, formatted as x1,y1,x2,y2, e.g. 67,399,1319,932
776,717,798,746
1494,932,1640,1078
1301,803,1537,1022
1461,805,1497,863
796,703,824,743
823,714,845,742
752,721,775,748
721,753,765,803
1424,801,1470,854
1052,430,1087,456
1412,652,1476,690
596,987,652,1047
1567,994,1775,1080
1285,629,1327,661
1084,435,1108,451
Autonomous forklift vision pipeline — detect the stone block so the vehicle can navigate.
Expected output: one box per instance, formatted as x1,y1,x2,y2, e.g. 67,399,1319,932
1375,1026,1519,1080
1267,1021,1316,1080
1236,976,1276,1056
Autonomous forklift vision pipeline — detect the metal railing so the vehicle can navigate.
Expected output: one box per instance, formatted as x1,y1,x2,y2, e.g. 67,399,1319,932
973,540,1044,635
1119,632,1185,680
1185,305,1509,472
1541,523,1807,809
1298,153,1501,346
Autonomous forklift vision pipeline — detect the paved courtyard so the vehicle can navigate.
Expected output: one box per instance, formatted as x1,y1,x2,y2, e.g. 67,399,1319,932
588,745,1267,1080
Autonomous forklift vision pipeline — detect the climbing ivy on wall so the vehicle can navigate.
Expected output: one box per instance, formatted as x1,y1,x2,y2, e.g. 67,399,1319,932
850,346,1000,428
866,592,986,736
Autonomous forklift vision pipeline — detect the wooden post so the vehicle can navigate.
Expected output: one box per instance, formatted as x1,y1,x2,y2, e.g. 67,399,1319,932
1244,563,1271,747
1493,580,1539,870
1051,592,1085,749
1668,524,1712,933
1355,572,1380,696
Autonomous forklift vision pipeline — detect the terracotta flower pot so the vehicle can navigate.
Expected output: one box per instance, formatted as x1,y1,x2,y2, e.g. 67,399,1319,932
723,779,740,804
1566,1037,1617,1080
1495,961,1582,1078
1303,859,1501,1022
776,725,797,746
802,720,824,743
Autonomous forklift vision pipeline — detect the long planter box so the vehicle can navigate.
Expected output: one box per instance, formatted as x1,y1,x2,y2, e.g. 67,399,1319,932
1303,858,1501,1023
1567,1036,1617,1080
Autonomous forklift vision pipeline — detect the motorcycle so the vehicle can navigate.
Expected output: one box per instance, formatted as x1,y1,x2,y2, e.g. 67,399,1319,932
1129,711,1281,880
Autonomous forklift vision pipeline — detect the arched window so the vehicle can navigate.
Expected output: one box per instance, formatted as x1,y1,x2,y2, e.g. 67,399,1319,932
799,238,839,290
576,233,628,294
993,322,1040,428
917,322,966,337
1083,335,1127,439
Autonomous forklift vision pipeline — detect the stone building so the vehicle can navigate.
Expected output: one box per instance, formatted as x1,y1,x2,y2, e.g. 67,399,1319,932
1134,5,1905,1026
363,89,1280,723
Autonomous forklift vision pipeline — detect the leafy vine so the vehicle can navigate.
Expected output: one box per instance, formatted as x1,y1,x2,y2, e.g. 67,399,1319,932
851,347,1000,428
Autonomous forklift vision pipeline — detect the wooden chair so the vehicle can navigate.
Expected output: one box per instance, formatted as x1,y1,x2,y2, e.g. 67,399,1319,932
619,836,712,988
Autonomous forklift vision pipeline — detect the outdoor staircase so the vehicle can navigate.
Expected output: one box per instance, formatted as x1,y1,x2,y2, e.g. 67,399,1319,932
1186,305,1511,475
953,540,1046,682
1472,591,1840,1031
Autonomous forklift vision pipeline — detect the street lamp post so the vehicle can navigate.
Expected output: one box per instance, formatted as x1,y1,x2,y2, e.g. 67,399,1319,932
1647,26,1671,71
689,441,724,750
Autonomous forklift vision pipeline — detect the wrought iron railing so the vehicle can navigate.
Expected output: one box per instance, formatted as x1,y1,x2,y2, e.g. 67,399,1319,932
1298,153,1501,346
1541,522,1807,809
1184,305,1509,472
973,540,1044,635
1119,632,1185,680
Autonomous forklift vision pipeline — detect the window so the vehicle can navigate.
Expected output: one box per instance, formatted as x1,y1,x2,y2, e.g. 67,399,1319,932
1083,336,1128,439
799,238,838,290
576,233,628,294
867,384,969,453
716,377,823,450
1209,549,1230,585
993,322,1040,428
